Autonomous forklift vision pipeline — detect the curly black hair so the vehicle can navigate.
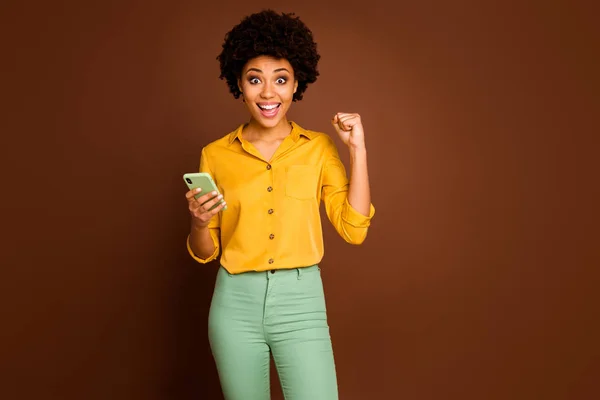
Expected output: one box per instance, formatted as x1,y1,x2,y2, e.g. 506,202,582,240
217,9,320,102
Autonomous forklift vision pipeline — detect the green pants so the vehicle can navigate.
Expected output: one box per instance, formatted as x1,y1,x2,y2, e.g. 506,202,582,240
208,265,339,400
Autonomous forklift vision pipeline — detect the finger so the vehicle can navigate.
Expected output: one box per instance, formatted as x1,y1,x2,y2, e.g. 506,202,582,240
336,112,357,120
341,117,360,127
338,114,358,123
202,199,226,216
337,117,357,131
185,187,203,202
195,190,220,204
189,198,205,213
200,193,224,212
332,112,355,121
189,191,219,213
341,114,360,125
210,199,228,214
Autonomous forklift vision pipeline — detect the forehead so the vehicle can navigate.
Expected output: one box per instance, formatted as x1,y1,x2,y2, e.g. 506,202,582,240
243,55,293,73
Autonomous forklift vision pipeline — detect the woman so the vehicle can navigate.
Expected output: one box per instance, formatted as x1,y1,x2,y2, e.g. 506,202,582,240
184,9,375,400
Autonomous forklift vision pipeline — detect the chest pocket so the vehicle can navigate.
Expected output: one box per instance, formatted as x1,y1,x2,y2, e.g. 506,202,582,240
285,165,319,200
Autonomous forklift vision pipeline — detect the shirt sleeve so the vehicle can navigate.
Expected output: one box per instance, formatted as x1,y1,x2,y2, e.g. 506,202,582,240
187,147,221,264
321,138,375,245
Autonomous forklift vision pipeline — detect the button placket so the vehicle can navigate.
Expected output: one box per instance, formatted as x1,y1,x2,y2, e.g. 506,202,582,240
266,162,275,268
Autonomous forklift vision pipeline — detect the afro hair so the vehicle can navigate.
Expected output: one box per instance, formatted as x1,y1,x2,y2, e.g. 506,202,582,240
217,9,320,102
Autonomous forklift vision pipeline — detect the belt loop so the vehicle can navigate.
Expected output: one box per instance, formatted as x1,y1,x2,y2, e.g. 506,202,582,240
297,268,302,280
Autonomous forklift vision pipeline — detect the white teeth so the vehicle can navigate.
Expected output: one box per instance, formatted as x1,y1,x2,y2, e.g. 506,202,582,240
259,104,279,110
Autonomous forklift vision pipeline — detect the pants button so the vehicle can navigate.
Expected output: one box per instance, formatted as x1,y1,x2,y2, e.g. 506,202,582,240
270,270,276,274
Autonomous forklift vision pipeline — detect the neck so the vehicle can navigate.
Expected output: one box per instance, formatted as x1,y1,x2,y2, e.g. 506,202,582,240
243,118,292,142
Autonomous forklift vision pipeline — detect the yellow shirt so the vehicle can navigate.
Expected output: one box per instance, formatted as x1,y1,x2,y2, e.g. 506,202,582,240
186,121,375,274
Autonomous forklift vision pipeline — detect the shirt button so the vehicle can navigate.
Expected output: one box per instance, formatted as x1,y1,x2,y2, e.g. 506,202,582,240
268,258,274,264
268,209,274,214
266,164,272,170
267,186,273,192
269,234,275,240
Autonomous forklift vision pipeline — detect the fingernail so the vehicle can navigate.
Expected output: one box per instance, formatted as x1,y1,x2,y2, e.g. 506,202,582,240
212,191,217,195
195,188,202,192
218,194,223,199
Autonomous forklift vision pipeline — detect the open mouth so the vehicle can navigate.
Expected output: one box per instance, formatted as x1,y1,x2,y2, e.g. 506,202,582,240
257,103,281,118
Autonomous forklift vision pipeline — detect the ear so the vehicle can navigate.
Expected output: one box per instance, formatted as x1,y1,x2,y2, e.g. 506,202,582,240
237,78,243,94
293,80,298,94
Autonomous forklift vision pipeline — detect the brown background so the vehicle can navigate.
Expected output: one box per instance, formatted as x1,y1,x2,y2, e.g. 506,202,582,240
2,0,598,399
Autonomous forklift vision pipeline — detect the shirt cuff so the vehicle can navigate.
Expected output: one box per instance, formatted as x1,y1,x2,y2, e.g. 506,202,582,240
186,232,219,264
341,198,375,228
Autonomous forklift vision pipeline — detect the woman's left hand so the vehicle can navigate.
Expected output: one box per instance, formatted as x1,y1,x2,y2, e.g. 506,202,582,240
331,112,366,150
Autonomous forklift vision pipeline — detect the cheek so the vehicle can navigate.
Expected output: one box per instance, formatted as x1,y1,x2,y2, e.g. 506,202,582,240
241,84,253,95
282,87,295,102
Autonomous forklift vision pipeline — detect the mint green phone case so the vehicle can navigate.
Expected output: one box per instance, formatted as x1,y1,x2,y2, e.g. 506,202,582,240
183,172,227,211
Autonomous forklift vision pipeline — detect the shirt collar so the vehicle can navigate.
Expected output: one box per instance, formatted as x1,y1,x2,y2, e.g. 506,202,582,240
227,121,315,145
227,124,244,145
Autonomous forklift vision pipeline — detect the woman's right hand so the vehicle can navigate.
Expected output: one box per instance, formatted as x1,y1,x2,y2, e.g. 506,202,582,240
185,188,226,228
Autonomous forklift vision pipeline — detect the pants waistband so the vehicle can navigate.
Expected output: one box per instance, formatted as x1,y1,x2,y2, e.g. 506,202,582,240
221,264,319,280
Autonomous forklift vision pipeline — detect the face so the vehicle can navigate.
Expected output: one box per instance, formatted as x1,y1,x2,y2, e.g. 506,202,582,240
238,55,298,130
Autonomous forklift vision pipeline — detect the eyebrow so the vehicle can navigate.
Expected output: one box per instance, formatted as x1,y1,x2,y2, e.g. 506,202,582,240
246,67,291,74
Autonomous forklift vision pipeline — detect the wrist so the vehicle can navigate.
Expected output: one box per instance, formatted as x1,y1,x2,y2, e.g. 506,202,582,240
191,219,209,231
349,144,367,158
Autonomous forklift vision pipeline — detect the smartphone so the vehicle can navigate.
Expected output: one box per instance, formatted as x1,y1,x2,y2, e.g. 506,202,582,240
183,172,227,211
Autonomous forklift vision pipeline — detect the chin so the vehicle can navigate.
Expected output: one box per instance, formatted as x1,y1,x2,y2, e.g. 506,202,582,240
260,119,282,128
252,114,285,129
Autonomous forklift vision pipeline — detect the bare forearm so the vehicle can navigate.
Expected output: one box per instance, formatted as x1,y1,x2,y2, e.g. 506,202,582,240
347,146,371,216
189,221,216,259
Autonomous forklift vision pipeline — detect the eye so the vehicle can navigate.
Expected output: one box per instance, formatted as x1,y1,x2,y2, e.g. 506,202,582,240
276,77,287,84
248,77,261,84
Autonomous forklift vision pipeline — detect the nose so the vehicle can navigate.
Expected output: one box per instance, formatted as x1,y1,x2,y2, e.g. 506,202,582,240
260,81,275,98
